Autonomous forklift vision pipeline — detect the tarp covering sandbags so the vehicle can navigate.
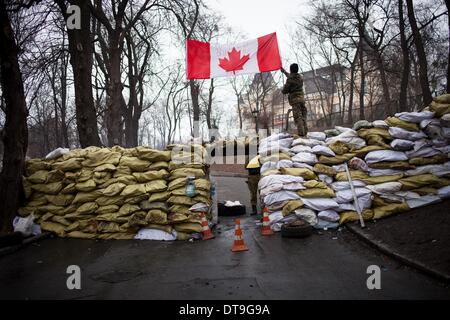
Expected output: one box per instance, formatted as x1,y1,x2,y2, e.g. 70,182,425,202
18,145,212,240
258,94,450,231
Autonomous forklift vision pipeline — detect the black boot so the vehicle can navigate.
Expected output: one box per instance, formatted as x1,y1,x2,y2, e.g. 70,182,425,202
251,205,257,215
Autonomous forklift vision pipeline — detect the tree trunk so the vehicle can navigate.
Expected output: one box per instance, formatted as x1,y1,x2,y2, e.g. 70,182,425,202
445,0,450,93
0,0,28,232
190,80,200,138
406,0,432,106
237,94,243,132
57,0,101,148
358,39,366,120
347,53,357,125
399,0,410,112
206,79,214,130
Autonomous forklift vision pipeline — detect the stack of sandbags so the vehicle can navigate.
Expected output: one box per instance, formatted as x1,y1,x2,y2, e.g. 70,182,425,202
19,145,212,240
258,93,450,231
165,144,212,240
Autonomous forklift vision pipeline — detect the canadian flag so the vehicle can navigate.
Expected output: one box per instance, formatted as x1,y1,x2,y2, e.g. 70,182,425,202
186,32,282,80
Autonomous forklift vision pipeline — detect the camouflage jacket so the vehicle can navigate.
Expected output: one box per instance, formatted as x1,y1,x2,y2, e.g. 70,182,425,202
282,73,304,105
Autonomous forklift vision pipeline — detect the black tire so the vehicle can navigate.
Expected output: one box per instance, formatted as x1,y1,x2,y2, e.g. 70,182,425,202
281,223,313,238
218,202,246,216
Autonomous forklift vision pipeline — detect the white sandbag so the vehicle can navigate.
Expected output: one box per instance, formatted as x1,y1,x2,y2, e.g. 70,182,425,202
189,203,209,212
326,129,366,149
349,157,369,172
332,164,347,172
438,185,450,199
395,111,435,123
268,211,297,225
259,145,291,156
391,139,414,151
45,147,70,160
353,120,373,131
432,139,448,148
258,175,304,190
13,214,36,237
264,191,300,206
389,126,427,141
334,188,372,204
301,197,340,211
276,160,293,169
411,139,433,152
406,195,441,209
435,145,450,155
441,114,450,127
260,132,292,145
335,126,353,133
283,182,306,191
290,145,313,153
420,118,441,130
336,193,372,212
331,180,367,191
307,132,326,141
366,182,402,194
372,120,389,129
260,161,278,174
442,127,450,139
292,137,324,147
311,145,336,157
260,137,293,150
423,125,443,140
379,191,416,203
292,162,314,170
313,219,339,230
405,163,450,176
368,168,403,177
406,147,441,159
294,208,318,226
134,229,177,241
318,174,334,185
291,152,318,165
365,150,408,164
260,183,283,198
317,210,340,222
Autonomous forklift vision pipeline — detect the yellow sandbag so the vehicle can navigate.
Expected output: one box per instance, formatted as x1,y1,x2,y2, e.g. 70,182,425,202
168,213,190,223
58,204,77,216
169,204,191,215
102,182,126,197
369,161,415,170
31,182,63,195
22,177,33,199
64,171,80,183
339,209,374,224
118,204,141,217
149,191,170,203
357,128,391,140
143,179,167,193
385,116,419,131
319,153,356,165
298,187,335,198
430,101,450,117
335,170,369,181
313,163,336,177
95,213,129,223
399,174,441,190
169,167,205,180
280,167,317,180
73,190,102,204
93,164,117,172
60,183,76,194
350,145,385,158
195,179,211,191
40,221,66,237
193,195,212,206
76,169,93,182
120,184,147,197
76,202,99,215
412,187,437,195
328,141,349,155
171,187,209,198
96,196,125,207
45,194,74,206
146,224,173,234
303,180,328,189
173,222,203,233
96,205,119,214
51,215,72,226
26,159,52,175
365,135,391,149
149,161,169,170
146,210,168,224
128,211,150,227
168,196,195,206
176,231,192,241
434,178,450,188
97,233,135,240
28,170,49,184
39,212,53,222
93,172,112,185
18,206,37,217
433,94,450,104
113,166,133,177
372,196,394,207
409,154,448,166
132,169,169,183
66,231,97,239
52,158,83,171
260,153,291,164
97,221,127,233
62,148,88,160
168,162,205,171
75,179,96,192
82,149,121,167
281,200,304,217
168,177,188,191
361,173,404,185
139,201,168,212
261,169,280,177
46,170,65,183
134,147,171,162
372,202,409,220
123,194,149,204
119,156,150,172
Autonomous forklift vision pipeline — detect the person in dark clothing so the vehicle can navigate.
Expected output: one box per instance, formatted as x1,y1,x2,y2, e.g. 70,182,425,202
281,63,307,136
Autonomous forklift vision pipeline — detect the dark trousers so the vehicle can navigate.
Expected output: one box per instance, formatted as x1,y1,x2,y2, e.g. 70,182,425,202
292,102,308,136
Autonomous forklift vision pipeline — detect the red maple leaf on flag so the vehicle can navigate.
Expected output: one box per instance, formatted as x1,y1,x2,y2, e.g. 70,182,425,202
218,47,250,73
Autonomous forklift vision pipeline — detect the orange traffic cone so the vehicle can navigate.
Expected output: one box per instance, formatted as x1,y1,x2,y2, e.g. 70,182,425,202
201,212,215,240
261,207,274,236
231,218,248,252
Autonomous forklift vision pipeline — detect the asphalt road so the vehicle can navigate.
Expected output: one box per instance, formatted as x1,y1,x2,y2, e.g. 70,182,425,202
0,176,449,299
